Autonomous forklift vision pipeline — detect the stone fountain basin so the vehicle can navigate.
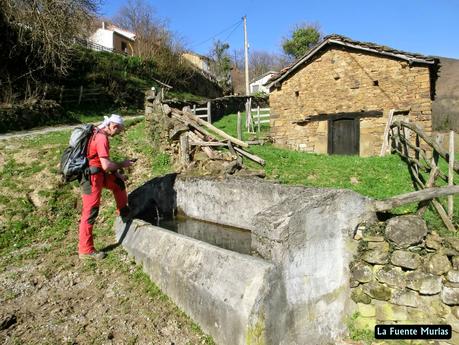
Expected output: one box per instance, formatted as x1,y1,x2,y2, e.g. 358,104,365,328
114,174,375,345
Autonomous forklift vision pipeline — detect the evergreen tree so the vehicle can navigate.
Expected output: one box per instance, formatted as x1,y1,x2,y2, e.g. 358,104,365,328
282,24,321,60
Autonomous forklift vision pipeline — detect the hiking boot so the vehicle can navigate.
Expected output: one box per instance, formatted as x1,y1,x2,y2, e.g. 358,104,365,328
79,251,107,260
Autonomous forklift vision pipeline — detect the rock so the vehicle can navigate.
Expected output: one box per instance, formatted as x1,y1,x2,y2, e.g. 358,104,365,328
446,314,459,333
448,270,459,283
362,281,392,301
390,289,420,307
425,233,442,250
362,248,389,265
385,215,428,248
391,250,422,270
374,302,408,321
444,281,459,288
351,287,372,304
439,246,459,257
363,235,385,242
357,303,376,317
447,238,459,252
375,265,406,288
368,241,389,251
362,250,389,265
354,229,363,240
453,257,459,270
425,254,452,275
354,316,376,331
442,285,459,305
452,306,459,319
350,262,373,283
406,271,442,295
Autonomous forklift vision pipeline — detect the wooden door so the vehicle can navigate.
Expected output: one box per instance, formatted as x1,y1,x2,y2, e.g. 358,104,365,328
328,117,360,155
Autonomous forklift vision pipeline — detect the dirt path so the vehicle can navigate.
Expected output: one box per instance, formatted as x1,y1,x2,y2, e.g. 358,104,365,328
0,122,213,345
0,116,144,141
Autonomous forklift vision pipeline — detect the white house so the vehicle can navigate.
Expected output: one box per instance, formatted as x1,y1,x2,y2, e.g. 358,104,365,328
89,22,136,55
249,71,276,94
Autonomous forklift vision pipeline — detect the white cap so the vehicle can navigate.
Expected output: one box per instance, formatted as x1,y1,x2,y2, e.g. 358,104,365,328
98,114,125,129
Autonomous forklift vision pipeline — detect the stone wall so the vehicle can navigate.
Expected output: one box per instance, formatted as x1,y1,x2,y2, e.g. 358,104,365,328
269,46,433,156
352,215,459,344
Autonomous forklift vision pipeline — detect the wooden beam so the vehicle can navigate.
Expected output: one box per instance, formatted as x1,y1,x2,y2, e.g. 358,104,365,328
373,186,459,212
188,131,216,159
293,110,383,125
169,125,189,140
233,146,265,166
182,109,249,148
171,112,215,139
189,140,227,147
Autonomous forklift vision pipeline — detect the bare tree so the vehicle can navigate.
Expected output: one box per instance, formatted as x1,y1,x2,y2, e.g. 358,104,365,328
2,0,98,75
112,0,195,86
232,48,288,78
113,0,181,58
1,0,99,103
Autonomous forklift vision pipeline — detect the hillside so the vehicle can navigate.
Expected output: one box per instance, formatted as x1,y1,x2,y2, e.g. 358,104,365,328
0,119,215,344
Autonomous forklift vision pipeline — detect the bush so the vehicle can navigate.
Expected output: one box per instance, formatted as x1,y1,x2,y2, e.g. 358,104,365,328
0,100,71,133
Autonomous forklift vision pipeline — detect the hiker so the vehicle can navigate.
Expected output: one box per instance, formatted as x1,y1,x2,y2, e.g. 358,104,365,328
78,114,135,260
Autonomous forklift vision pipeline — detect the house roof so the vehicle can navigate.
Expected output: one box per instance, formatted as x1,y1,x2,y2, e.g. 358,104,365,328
268,34,438,88
250,70,277,84
106,24,136,41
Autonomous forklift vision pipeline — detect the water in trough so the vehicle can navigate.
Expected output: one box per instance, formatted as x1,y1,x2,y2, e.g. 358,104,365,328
158,216,252,255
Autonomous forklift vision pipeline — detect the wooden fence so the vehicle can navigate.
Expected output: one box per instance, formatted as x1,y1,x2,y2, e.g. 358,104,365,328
74,38,128,56
245,99,270,134
387,120,458,231
191,102,211,123
56,86,106,105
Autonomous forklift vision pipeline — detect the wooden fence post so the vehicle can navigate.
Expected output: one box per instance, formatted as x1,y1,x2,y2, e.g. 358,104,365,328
449,130,455,218
78,85,83,105
380,109,394,156
257,106,260,135
245,100,249,130
207,101,211,123
237,111,242,141
179,133,190,166
59,86,64,104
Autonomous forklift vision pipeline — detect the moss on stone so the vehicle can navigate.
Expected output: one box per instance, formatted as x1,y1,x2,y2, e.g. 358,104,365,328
246,316,266,345
352,287,372,304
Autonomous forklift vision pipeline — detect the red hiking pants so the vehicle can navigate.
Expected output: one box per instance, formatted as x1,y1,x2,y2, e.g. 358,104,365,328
78,172,127,254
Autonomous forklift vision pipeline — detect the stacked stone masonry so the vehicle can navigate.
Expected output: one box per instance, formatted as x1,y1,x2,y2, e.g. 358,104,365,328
352,215,459,344
269,47,433,156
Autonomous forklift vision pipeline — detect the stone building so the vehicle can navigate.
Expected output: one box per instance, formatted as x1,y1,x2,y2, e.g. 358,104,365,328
268,34,439,156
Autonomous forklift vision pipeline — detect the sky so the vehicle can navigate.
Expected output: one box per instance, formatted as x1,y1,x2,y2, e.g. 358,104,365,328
99,0,459,59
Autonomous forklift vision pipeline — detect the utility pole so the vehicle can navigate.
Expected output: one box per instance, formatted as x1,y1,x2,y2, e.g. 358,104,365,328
243,15,250,96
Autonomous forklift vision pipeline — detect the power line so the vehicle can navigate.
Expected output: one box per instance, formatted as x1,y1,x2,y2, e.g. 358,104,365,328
223,20,243,43
189,19,242,49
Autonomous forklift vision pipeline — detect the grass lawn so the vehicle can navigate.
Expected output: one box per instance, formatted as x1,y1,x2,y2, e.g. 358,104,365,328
213,113,459,234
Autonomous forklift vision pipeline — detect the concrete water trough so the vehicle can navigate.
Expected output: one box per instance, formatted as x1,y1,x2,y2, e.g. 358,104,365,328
114,174,376,345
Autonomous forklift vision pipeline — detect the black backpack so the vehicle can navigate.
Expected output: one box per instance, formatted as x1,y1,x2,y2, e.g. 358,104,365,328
59,124,95,182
